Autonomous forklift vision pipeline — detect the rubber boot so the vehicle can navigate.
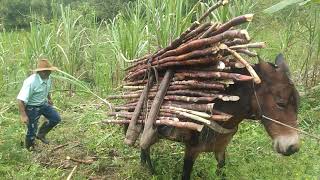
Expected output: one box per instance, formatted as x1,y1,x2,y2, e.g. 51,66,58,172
36,122,55,144
25,137,35,151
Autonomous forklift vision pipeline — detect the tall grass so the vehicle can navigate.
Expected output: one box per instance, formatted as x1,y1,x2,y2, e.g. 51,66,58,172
106,0,198,64
0,0,319,97
0,0,262,97
299,5,320,87
0,4,118,96
0,31,27,93
264,3,320,86
143,0,196,48
209,0,257,23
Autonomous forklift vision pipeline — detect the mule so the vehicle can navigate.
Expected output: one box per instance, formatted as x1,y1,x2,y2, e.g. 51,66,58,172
138,53,300,179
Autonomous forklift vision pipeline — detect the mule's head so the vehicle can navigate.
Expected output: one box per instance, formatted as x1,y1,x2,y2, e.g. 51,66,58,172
252,53,300,156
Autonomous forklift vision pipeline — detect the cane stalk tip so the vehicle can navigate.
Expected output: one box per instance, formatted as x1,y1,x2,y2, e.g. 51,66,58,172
222,0,229,5
219,43,228,50
254,77,262,84
198,125,204,132
245,14,254,21
261,42,267,48
240,30,251,41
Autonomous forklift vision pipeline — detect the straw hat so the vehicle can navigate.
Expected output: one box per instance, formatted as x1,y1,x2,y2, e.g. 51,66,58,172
33,59,58,72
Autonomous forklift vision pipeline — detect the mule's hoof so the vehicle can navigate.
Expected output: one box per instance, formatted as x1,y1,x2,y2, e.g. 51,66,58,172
216,169,226,180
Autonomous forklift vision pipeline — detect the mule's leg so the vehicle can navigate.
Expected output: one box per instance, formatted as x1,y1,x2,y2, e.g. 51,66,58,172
140,136,158,174
140,147,155,174
214,150,226,178
123,124,129,135
182,146,200,180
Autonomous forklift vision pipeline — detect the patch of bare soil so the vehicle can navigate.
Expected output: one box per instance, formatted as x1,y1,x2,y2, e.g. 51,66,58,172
30,134,122,179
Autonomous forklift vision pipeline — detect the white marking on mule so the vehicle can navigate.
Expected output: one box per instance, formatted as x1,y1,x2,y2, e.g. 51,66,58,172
273,133,299,154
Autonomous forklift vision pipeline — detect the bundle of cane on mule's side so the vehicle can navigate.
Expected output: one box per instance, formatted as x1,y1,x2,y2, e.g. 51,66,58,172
105,0,265,149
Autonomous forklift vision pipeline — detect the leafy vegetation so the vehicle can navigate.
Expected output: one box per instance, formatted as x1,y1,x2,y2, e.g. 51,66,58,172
0,0,319,179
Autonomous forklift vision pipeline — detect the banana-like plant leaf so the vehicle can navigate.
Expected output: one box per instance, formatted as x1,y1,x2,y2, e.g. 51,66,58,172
263,0,306,14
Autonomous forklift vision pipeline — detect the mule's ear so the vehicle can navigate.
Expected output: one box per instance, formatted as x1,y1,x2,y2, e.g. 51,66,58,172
275,53,290,76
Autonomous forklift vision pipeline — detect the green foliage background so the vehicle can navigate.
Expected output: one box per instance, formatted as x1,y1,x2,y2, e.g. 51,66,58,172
0,0,319,179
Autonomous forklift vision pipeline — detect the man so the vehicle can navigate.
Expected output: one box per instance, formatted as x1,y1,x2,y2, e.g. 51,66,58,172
17,58,61,150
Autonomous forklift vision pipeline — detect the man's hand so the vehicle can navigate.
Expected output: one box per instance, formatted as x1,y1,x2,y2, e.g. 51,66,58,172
48,99,53,105
20,115,29,124
18,100,28,124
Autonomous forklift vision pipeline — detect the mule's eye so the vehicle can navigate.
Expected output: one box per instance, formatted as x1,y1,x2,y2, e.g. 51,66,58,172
276,101,286,109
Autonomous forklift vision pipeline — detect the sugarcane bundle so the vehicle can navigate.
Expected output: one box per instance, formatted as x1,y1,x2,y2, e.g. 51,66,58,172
105,0,265,148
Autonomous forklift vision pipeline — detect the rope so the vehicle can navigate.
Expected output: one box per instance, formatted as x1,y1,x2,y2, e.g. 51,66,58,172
262,115,320,141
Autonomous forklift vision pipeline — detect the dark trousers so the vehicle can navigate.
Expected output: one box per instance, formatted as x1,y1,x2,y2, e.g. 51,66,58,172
25,103,61,142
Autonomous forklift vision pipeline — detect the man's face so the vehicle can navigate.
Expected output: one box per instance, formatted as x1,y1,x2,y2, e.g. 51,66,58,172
38,70,51,80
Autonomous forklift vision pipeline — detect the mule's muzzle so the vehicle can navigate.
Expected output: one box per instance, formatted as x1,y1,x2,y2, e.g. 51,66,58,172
278,144,299,156
273,134,300,156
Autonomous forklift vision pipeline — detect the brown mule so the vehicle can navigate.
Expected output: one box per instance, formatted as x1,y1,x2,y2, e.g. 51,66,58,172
135,53,300,180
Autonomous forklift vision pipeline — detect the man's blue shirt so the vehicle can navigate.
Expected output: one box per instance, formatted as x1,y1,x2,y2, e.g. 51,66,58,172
17,73,52,106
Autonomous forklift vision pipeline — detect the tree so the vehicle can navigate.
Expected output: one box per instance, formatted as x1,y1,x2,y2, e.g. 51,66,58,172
0,0,31,29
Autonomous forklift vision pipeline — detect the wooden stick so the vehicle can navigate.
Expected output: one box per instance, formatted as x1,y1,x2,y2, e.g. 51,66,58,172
50,143,69,152
198,0,229,22
225,46,261,83
108,112,180,121
125,54,151,65
109,90,221,100
110,107,232,122
125,73,155,145
152,47,219,66
224,38,249,46
171,80,225,90
116,101,233,117
122,85,146,90
162,106,233,122
123,79,149,86
165,101,215,113
207,120,236,134
140,69,174,149
119,101,216,113
199,23,220,39
159,30,249,59
167,84,220,91
129,47,219,73
164,106,209,117
164,95,239,102
211,14,254,36
222,60,246,68
229,42,266,50
156,119,204,132
183,22,212,41
125,56,218,80
173,71,253,81
175,111,211,124
236,49,258,57
66,165,78,180
101,119,204,132
66,156,94,164
167,90,220,97
209,114,233,121
164,95,217,103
